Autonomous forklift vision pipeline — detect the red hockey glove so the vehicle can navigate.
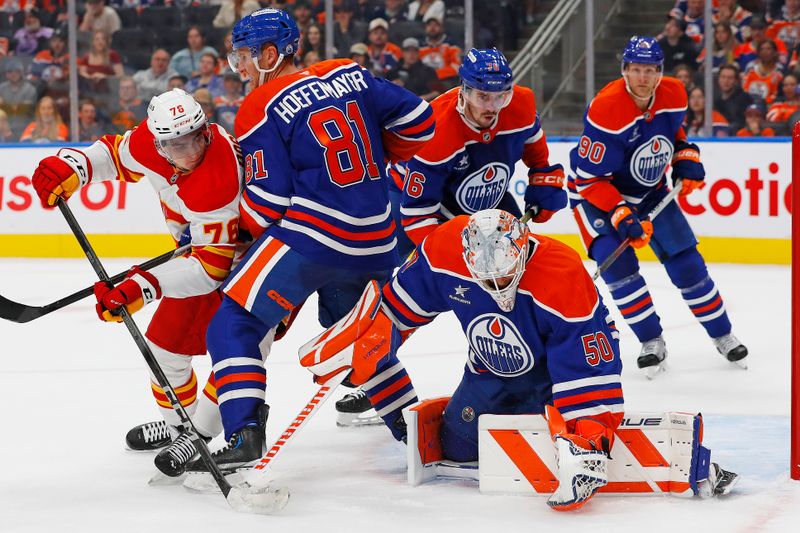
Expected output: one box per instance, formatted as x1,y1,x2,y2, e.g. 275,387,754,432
31,154,87,207
525,164,567,223
94,266,162,322
610,204,653,249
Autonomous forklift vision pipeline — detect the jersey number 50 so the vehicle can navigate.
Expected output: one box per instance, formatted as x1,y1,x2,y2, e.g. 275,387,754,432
582,331,614,366
308,101,380,188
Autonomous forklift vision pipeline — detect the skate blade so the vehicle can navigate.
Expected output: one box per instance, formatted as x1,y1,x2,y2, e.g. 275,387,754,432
336,410,383,428
731,356,748,370
183,468,246,494
148,471,185,486
644,362,667,380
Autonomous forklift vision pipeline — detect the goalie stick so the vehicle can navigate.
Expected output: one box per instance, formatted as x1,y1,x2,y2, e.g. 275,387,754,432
0,244,190,324
592,180,684,281
56,200,286,515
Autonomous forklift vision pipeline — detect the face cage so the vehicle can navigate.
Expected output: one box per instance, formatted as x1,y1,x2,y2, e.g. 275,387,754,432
155,124,212,169
462,244,527,312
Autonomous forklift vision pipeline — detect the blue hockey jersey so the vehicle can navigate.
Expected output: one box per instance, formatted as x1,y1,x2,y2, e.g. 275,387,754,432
397,85,551,245
235,59,434,271
380,216,624,427
568,77,688,211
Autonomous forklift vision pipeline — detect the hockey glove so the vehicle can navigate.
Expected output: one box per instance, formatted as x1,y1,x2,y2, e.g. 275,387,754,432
545,405,613,512
671,141,705,197
610,204,653,249
525,164,567,223
31,152,91,207
94,266,162,322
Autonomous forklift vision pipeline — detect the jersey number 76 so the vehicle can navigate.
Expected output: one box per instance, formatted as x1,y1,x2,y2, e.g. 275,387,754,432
308,101,380,188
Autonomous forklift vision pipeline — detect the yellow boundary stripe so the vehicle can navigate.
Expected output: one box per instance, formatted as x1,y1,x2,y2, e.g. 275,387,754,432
0,234,791,264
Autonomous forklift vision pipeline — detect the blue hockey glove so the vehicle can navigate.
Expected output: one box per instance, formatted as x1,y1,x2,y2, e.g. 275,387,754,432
525,164,567,223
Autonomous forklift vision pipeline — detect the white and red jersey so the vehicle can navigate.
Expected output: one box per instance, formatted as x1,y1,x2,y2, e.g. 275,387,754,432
57,122,245,297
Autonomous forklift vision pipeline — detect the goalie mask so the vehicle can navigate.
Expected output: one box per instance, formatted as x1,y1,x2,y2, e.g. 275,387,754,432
147,88,210,172
462,209,530,312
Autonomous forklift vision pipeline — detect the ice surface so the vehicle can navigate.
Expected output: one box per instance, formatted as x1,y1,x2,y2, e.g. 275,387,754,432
0,258,795,532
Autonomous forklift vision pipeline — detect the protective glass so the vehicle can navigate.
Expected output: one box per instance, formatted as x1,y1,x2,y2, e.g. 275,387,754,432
462,86,513,114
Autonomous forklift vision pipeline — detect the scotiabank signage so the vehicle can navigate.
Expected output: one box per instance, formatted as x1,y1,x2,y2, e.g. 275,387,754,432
0,141,792,239
0,145,166,234
513,140,792,239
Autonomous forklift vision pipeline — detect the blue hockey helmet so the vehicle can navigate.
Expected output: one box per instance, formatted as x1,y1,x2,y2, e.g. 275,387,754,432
621,36,664,69
232,8,300,58
458,48,513,92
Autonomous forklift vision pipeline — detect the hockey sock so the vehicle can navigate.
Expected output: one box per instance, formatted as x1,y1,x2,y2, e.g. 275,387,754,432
360,355,418,442
605,272,662,342
664,248,732,339
192,372,222,438
148,343,198,427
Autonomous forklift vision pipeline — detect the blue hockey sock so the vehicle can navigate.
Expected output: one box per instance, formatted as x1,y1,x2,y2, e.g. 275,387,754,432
361,354,418,442
606,272,663,342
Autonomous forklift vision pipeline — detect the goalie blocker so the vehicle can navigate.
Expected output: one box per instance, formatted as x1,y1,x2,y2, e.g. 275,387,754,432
404,398,737,503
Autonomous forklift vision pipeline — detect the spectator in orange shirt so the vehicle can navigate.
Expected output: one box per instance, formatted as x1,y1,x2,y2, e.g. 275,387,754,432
742,39,784,104
767,0,800,51
366,17,401,76
419,16,461,84
766,73,800,123
734,16,788,71
736,103,775,136
19,95,68,142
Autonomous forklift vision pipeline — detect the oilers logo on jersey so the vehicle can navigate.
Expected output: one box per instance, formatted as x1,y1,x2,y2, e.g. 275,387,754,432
629,135,673,186
467,314,534,377
456,162,511,213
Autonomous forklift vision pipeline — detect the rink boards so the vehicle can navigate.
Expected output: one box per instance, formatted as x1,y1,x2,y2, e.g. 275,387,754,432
0,138,790,263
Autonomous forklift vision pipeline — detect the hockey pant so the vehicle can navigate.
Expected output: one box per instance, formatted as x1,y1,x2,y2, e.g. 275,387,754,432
575,195,732,342
440,365,545,462
210,235,414,440
143,293,223,438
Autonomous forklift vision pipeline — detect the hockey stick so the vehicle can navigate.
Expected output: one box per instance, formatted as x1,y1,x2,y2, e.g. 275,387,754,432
0,244,190,323
246,369,350,486
56,200,283,514
592,180,684,281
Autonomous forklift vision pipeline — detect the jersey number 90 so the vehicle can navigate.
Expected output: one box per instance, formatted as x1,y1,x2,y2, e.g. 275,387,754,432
308,101,380,188
577,136,606,164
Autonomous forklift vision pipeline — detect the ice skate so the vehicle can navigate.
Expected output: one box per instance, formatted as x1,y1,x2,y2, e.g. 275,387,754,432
698,462,739,498
125,420,171,451
637,336,667,379
153,429,211,478
713,333,748,369
185,404,269,474
335,388,382,427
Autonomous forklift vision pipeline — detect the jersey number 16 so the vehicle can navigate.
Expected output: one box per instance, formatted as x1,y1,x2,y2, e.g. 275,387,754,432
308,101,380,188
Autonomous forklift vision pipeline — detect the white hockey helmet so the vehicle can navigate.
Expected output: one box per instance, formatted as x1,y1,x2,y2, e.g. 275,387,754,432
147,88,210,169
461,209,530,312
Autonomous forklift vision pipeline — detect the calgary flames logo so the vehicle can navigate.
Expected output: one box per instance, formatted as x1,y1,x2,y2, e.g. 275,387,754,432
456,162,510,213
466,314,534,377
629,134,673,186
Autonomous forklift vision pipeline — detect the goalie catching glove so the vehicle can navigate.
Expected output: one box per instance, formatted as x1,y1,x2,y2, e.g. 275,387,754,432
31,150,92,207
524,164,567,223
299,280,395,386
93,266,162,322
545,405,614,512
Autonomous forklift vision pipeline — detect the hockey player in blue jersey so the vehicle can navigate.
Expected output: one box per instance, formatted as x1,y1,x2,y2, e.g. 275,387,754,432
186,8,434,472
391,47,566,254
335,48,568,425
300,209,624,511
568,36,748,376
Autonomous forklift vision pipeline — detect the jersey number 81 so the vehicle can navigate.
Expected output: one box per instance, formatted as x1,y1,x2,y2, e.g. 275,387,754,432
308,101,380,188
